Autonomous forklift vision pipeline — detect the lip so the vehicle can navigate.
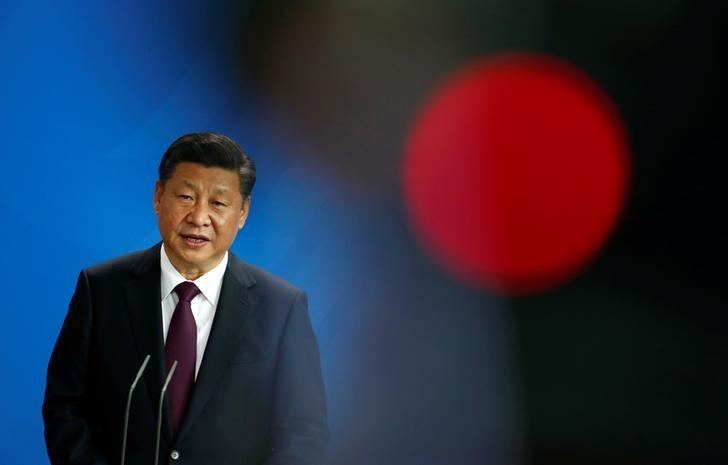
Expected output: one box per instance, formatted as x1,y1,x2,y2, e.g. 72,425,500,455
179,233,210,248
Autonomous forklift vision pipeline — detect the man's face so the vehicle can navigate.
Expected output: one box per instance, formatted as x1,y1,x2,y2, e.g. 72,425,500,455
154,162,249,279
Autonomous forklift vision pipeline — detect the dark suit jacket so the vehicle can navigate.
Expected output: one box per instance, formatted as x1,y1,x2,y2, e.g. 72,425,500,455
43,243,329,465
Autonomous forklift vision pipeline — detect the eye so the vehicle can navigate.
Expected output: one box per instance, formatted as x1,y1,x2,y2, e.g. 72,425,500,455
178,195,193,201
213,201,227,208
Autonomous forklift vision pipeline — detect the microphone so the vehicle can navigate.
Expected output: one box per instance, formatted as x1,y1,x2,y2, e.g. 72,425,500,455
120,354,150,465
154,360,178,465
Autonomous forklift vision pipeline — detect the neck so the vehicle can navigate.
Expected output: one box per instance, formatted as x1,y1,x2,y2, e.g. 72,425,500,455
168,256,207,280
162,245,225,281
177,268,205,281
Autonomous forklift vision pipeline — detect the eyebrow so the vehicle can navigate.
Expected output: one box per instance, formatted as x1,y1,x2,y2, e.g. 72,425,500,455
180,179,231,196
211,186,230,195
180,180,198,190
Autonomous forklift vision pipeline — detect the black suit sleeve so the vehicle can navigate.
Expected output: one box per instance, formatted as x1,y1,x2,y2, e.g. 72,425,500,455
43,270,109,465
266,291,330,465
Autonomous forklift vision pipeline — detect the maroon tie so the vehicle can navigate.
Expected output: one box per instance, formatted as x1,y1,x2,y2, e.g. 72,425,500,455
165,281,200,434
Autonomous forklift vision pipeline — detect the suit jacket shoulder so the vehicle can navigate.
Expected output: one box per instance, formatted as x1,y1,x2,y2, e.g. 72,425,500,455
230,254,303,299
84,245,159,282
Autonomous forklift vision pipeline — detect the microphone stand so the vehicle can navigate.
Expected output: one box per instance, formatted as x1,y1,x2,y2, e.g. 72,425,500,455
154,361,178,465
120,354,150,465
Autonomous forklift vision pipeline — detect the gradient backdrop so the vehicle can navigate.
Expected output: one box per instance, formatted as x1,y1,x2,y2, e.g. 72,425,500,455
0,1,725,464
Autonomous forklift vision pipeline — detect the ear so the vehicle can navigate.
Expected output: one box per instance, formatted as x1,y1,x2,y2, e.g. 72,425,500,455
238,196,251,229
153,180,163,215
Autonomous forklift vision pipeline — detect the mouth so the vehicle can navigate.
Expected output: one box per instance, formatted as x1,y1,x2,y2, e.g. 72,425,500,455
180,233,210,247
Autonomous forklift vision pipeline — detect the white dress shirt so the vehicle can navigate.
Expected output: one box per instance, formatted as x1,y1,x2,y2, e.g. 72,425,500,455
160,244,228,379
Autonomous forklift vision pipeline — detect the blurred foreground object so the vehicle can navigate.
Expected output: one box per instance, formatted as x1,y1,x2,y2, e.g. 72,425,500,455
403,53,630,295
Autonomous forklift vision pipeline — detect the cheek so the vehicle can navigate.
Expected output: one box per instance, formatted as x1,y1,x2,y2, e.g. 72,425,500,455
158,207,185,232
157,214,174,236
213,215,240,239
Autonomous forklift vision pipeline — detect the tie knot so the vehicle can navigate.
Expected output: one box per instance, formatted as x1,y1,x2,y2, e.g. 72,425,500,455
174,281,200,303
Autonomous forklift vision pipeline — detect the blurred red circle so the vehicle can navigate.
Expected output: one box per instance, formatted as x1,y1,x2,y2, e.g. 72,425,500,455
402,53,630,294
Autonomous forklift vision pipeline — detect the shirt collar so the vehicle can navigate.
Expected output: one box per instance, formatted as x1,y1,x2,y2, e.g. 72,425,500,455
160,244,228,306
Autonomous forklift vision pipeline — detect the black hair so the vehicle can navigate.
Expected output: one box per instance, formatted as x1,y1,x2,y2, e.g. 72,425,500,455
158,132,256,198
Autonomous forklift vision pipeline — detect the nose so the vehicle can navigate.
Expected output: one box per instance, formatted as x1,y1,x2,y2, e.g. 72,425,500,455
186,202,211,227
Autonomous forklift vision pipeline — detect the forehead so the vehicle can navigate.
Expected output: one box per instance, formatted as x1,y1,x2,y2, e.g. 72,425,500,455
167,162,240,195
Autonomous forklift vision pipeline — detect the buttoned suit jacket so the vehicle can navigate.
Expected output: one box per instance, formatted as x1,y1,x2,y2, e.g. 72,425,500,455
43,243,329,465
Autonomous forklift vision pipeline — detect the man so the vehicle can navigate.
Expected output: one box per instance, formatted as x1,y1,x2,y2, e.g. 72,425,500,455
43,133,329,465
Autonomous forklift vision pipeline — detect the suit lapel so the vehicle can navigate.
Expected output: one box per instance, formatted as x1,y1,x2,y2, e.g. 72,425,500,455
175,254,254,442
123,244,173,443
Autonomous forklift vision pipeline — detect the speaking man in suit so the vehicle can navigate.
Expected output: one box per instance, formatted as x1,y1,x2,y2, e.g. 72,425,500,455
43,133,329,465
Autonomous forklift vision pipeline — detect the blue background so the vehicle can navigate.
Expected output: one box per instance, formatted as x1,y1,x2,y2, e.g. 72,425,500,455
0,2,518,464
